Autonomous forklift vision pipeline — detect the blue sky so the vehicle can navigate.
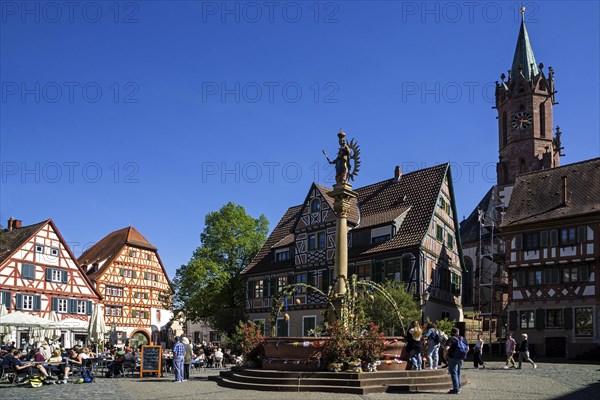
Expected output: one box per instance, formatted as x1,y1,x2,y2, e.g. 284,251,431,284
1,1,599,279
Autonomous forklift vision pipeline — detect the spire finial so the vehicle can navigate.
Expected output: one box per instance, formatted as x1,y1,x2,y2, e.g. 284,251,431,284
520,6,526,21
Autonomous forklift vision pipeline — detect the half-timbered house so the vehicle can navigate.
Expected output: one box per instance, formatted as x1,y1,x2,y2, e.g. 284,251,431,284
78,226,173,347
0,218,101,348
243,164,465,336
501,158,600,358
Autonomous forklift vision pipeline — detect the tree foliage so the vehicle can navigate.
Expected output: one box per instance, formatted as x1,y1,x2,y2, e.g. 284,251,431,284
173,202,268,337
360,280,421,336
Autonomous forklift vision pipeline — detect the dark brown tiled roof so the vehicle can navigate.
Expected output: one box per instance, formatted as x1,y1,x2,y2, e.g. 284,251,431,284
502,158,600,227
0,220,48,265
79,226,158,279
243,205,302,275
244,164,449,274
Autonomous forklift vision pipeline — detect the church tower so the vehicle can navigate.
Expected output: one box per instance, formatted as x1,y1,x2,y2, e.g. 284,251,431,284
495,9,563,194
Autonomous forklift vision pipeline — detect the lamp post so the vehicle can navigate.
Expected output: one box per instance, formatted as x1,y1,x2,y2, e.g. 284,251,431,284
421,291,430,326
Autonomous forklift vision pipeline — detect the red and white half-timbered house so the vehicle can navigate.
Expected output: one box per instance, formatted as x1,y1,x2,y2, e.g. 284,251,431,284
78,226,173,347
0,218,101,348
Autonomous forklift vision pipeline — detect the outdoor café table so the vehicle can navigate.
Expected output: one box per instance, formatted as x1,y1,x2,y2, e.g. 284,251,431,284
90,358,108,374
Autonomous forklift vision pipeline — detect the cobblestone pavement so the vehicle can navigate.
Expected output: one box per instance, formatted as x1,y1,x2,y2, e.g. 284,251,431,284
1,361,598,400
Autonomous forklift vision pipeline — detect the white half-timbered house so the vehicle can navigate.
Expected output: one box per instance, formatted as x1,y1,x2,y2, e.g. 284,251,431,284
0,218,101,348
78,226,173,347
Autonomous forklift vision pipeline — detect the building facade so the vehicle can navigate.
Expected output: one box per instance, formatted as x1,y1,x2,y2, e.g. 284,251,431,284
0,218,101,348
502,159,600,358
78,226,173,347
460,12,563,339
243,164,465,336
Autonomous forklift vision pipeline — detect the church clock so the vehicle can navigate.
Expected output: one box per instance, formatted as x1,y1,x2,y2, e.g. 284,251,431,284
511,111,533,130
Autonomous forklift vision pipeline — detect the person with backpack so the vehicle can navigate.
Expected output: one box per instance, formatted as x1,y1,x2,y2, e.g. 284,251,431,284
445,327,468,394
423,322,441,369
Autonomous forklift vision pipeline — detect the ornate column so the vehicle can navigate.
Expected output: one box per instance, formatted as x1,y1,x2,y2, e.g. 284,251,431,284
328,182,357,296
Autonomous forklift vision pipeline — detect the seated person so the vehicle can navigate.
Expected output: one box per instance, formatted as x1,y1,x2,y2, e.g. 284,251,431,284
106,350,125,377
63,348,83,383
4,350,52,380
47,349,64,378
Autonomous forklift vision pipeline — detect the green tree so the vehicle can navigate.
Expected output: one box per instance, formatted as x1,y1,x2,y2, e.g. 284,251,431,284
360,280,421,336
173,202,268,337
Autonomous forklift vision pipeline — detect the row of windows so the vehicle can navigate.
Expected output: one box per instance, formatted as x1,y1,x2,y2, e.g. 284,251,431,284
106,286,123,297
118,268,161,281
35,244,60,257
20,264,69,283
131,310,150,319
51,297,91,315
253,316,317,337
515,226,589,250
128,250,153,260
0,291,91,315
105,305,123,316
518,307,593,336
513,264,590,287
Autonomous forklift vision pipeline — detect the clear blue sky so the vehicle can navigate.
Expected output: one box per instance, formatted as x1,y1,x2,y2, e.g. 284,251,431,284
1,1,599,279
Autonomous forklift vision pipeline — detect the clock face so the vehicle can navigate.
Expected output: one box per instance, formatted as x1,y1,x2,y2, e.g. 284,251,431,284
511,111,533,130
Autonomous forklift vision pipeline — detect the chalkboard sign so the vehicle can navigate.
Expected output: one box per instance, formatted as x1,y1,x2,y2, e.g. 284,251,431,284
140,345,162,378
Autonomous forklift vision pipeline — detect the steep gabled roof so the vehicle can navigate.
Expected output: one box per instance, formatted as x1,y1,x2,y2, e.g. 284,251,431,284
242,205,302,275
79,226,160,280
243,163,449,275
459,186,495,245
0,220,47,265
0,219,102,300
502,158,600,228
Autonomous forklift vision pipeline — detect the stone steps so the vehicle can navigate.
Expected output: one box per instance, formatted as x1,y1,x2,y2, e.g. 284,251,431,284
210,367,467,394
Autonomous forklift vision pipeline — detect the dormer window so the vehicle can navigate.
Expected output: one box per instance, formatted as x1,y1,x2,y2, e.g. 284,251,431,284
371,226,393,245
310,198,321,213
275,248,290,262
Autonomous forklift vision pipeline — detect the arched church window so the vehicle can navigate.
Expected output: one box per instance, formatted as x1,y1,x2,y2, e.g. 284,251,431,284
310,198,321,213
539,103,546,137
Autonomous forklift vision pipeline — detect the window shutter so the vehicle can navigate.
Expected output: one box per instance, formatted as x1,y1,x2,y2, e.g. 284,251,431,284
69,299,77,314
132,310,137,318
52,297,58,311
144,272,149,279
509,310,518,331
577,226,587,243
15,293,23,310
550,230,558,246
2,291,11,309
540,231,548,247
34,295,42,311
120,268,125,276
144,311,149,319
268,277,276,297
535,308,545,330
249,280,255,299
61,270,68,283
87,301,93,315
132,271,137,279
322,268,330,292
514,234,522,250
45,267,53,281
563,308,573,330
134,293,139,299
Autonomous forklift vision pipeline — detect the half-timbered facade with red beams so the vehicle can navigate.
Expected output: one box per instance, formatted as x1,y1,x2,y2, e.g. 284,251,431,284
0,218,101,348
243,164,465,337
502,158,600,358
78,226,173,347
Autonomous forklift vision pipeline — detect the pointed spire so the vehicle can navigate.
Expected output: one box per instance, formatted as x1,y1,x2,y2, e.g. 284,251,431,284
510,7,538,82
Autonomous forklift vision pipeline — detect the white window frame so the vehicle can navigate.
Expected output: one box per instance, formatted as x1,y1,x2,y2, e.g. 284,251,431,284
302,315,317,336
58,298,68,313
50,247,59,257
77,301,87,315
35,244,44,254
22,294,34,310
51,269,62,283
